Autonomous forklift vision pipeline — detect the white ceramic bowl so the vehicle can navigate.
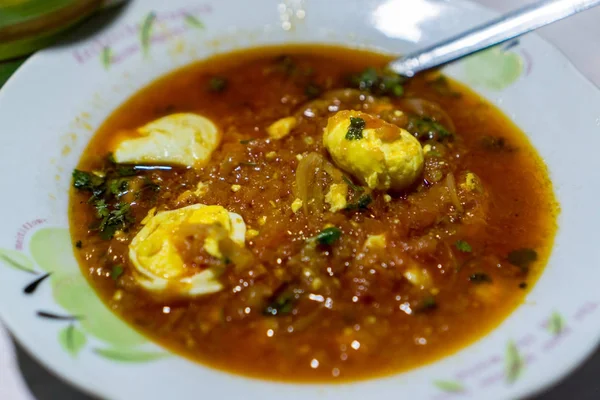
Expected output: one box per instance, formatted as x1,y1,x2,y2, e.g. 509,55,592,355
1,1,599,399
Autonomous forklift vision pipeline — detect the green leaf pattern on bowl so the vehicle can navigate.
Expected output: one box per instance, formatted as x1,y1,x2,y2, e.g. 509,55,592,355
433,379,465,392
0,248,36,273
29,228,146,347
464,45,523,90
59,324,87,357
184,13,205,30
0,227,166,362
94,347,168,362
140,12,156,57
505,340,524,383
548,311,565,335
101,46,112,70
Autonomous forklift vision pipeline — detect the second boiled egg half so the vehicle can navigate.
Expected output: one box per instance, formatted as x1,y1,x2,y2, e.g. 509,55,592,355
129,204,246,297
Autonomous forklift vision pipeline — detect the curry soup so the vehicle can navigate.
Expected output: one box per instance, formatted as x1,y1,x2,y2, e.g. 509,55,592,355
69,45,557,382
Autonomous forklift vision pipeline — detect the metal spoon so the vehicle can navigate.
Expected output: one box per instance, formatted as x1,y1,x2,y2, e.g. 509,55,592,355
388,0,600,77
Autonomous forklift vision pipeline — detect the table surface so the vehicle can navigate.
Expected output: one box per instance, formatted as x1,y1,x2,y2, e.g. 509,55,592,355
2,1,600,399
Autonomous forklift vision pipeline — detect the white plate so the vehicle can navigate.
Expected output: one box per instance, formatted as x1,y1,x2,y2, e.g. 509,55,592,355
1,1,599,399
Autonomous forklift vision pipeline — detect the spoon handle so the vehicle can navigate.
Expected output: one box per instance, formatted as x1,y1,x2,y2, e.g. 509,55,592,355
388,0,600,77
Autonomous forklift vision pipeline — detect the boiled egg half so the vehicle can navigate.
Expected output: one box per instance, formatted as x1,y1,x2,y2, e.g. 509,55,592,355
323,110,424,191
129,204,246,297
113,113,220,168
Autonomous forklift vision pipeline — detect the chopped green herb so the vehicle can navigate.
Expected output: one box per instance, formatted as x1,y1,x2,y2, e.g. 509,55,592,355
239,161,258,167
305,83,321,99
519,282,528,289
314,227,342,246
263,283,296,316
143,178,161,193
342,176,364,193
99,225,119,240
416,295,437,312
208,77,228,92
73,153,142,241
154,104,176,117
116,165,137,177
469,273,491,283
273,55,297,76
94,199,110,218
391,84,404,97
353,67,378,90
111,265,124,280
98,203,133,240
455,240,472,253
406,117,453,142
350,67,405,97
72,170,104,191
264,294,294,316
357,194,372,208
427,150,442,157
345,117,366,140
346,193,373,210
75,240,82,249
239,139,255,144
428,75,461,97
481,135,514,152
108,178,129,197
507,248,537,273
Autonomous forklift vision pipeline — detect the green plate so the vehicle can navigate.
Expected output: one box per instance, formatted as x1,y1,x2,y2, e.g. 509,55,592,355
0,0,102,60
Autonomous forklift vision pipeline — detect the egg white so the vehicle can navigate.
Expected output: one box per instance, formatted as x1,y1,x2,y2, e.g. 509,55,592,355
113,113,220,168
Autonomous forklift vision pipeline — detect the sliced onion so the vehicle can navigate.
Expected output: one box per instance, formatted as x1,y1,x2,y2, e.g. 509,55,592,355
296,153,325,213
446,172,464,212
295,152,344,213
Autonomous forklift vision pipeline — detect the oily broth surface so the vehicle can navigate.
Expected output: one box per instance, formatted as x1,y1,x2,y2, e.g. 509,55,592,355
70,45,557,381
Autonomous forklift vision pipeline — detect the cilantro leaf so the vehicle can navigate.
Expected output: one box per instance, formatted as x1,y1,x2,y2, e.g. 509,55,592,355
455,240,472,253
208,77,228,92
111,265,124,280
345,117,366,140
345,194,373,210
314,227,342,246
507,248,538,273
94,199,109,218
99,203,133,240
469,273,491,283
263,283,297,317
117,166,137,177
415,295,437,312
350,67,405,97
108,178,129,197
72,170,104,191
342,176,364,193
305,83,321,99
407,117,453,142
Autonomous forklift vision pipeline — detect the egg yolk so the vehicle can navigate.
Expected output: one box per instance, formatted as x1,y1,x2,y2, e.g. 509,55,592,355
323,110,424,191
